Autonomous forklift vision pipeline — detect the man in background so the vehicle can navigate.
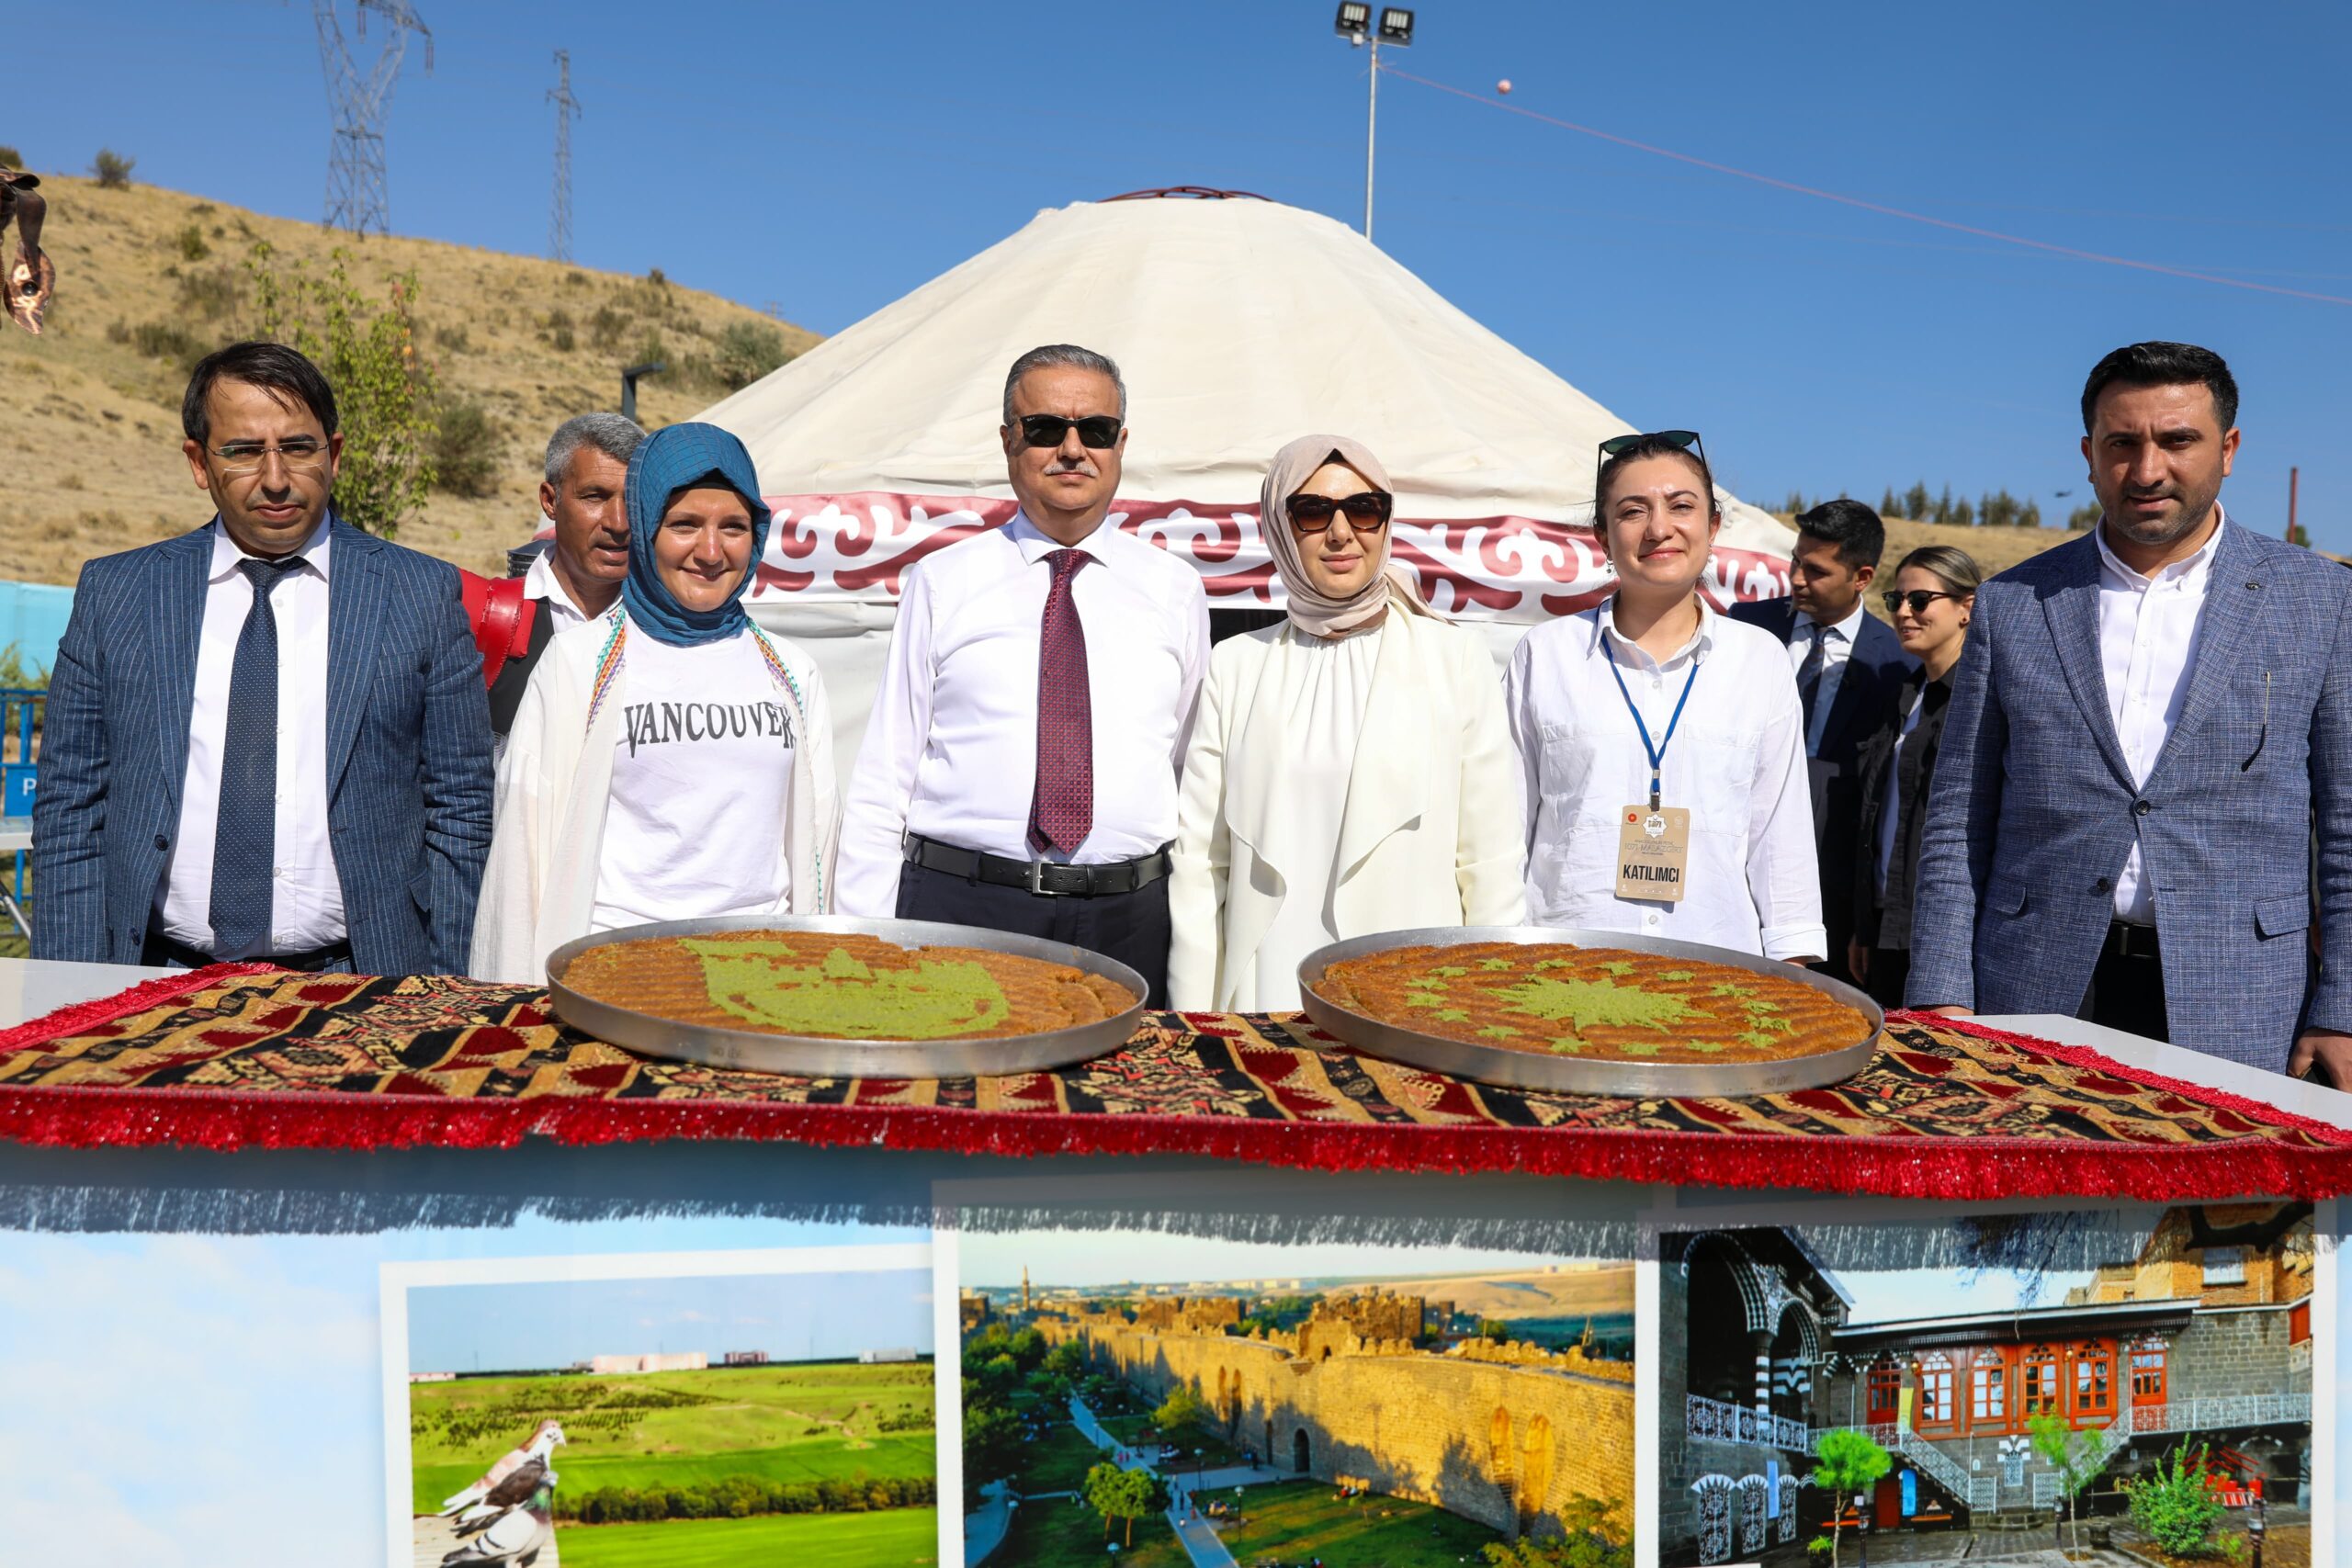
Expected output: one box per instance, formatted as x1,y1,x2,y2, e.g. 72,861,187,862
481,412,641,740
33,341,492,975
834,344,1208,1004
1908,341,2352,1081
1730,499,1915,983
0,164,51,333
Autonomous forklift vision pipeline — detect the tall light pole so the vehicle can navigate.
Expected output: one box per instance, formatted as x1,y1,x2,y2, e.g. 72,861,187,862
1333,6,1415,243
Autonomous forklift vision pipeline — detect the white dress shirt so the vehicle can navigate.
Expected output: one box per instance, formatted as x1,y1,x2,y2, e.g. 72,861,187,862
523,547,597,631
835,513,1211,916
1506,598,1826,961
155,517,344,953
2096,513,2223,926
1787,598,1866,758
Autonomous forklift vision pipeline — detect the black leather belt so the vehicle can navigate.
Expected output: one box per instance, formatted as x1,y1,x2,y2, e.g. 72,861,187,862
902,832,1171,898
2102,921,2161,961
143,931,355,973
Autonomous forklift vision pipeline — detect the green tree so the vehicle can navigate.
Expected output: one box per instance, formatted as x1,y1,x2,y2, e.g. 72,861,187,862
1931,485,1954,525
1480,1317,1510,1343
1905,480,1932,521
1878,488,1901,520
1083,1461,1167,1547
0,146,23,170
1044,1340,1086,1379
247,241,437,538
2020,498,2043,528
2121,1442,2228,1556
1480,1495,1632,1567
92,147,134,188
1154,1384,1212,1442
1811,1428,1892,1568
2028,1410,2103,1556
1951,493,1974,526
2068,501,2102,530
961,1379,1023,1507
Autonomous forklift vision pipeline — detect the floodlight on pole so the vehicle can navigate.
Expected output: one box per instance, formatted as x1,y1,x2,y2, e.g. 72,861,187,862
620,360,665,422
1332,5,1412,243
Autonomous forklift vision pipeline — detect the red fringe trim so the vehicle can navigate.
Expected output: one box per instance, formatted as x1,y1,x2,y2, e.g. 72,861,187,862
0,963,280,1055
0,988,2346,1201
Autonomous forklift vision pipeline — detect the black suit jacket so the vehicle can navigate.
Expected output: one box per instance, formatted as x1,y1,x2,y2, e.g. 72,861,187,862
1726,596,1917,966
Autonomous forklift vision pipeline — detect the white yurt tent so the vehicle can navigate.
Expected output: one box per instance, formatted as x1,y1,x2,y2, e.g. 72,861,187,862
698,190,1797,778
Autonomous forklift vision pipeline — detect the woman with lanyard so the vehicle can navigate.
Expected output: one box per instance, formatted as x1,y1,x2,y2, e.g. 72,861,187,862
1848,546,1981,1007
470,423,837,982
1505,430,1823,963
1166,434,1523,1010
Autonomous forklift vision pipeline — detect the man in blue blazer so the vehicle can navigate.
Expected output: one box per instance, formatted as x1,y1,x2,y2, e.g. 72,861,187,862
1729,500,1917,984
1907,342,2352,1080
32,342,492,976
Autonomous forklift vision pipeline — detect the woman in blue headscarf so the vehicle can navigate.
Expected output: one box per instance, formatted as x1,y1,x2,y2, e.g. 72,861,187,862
470,423,837,982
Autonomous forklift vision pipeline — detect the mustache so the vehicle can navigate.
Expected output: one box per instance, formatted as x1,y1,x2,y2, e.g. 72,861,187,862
1043,457,1101,478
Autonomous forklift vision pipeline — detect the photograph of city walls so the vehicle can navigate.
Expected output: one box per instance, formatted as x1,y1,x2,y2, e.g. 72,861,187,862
1661,1204,2315,1566
960,1231,1635,1567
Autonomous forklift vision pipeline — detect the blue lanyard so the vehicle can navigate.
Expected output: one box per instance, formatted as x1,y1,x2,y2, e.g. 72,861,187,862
1600,612,1701,813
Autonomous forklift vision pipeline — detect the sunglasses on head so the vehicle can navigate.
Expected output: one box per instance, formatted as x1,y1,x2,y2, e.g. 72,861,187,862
1286,491,1393,534
1883,589,1962,615
1016,413,1123,450
1595,429,1708,500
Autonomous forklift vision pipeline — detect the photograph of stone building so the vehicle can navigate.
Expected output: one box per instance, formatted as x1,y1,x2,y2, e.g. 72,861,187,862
1661,1205,2316,1566
960,1233,1635,1567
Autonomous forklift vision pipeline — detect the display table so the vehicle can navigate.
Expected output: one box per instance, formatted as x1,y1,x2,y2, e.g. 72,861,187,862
0,957,2335,1566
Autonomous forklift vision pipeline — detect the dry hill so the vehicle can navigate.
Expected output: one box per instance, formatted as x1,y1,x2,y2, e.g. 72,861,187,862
1328,1264,1634,1322
0,174,819,583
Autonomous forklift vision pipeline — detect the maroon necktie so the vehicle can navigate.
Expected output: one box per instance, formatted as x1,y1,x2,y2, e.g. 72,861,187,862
1028,547,1094,856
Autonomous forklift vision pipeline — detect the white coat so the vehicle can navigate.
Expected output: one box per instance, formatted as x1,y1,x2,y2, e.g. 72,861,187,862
1166,608,1526,1011
469,609,839,984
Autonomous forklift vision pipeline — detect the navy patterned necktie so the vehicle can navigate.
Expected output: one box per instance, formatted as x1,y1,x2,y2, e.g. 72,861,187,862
1794,622,1826,750
209,554,305,957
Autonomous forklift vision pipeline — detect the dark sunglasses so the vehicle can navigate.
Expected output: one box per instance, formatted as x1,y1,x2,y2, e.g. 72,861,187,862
1285,491,1393,534
1882,589,1962,615
1595,429,1707,500
1016,413,1123,450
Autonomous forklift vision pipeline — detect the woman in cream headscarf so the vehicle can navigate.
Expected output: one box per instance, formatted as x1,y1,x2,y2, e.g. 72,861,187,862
470,422,837,982
1166,434,1524,1010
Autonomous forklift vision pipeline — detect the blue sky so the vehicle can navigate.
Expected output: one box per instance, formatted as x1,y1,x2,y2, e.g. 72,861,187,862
407,1267,931,1373
960,1230,1620,1291
14,3,2352,544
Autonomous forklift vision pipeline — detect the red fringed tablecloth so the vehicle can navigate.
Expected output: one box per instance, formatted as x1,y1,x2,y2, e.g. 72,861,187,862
0,964,2346,1201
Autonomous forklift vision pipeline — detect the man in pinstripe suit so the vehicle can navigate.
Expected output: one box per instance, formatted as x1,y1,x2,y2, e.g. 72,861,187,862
1907,342,2352,1081
31,343,492,976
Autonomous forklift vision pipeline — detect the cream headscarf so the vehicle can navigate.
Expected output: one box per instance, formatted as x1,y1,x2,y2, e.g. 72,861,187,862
1260,434,1436,637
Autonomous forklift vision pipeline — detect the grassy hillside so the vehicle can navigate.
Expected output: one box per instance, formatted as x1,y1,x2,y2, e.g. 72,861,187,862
0,173,818,583
557,1508,938,1568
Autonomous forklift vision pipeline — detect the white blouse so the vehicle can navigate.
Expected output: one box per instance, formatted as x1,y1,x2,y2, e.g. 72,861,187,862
1504,599,1825,962
1244,623,1385,1009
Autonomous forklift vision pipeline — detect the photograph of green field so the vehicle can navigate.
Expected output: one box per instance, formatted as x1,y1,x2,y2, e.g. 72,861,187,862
398,1260,936,1567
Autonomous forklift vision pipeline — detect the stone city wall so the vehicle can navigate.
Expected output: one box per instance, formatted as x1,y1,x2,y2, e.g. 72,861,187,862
1045,1314,1633,1540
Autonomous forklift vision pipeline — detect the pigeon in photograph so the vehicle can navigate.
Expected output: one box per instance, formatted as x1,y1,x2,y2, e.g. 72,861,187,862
438,1483,554,1566
452,1459,552,1535
435,1418,566,1517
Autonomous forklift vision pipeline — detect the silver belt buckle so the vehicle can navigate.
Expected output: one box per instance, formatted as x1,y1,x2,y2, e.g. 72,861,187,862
1026,857,1048,895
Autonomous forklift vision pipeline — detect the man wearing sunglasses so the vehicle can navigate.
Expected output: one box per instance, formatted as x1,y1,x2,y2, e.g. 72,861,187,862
835,344,1209,1004
1728,498,1916,985
32,341,493,976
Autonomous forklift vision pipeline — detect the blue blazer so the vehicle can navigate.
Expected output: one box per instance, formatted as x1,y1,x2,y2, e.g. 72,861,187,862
1904,525,2352,1068
31,517,494,975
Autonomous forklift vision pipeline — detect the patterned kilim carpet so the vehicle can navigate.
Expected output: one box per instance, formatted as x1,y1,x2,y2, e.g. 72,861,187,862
0,965,2346,1199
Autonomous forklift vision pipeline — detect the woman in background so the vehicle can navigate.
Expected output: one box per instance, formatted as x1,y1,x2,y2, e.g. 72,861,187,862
1848,546,1981,1007
1166,434,1522,1010
471,423,835,982
1506,430,1822,962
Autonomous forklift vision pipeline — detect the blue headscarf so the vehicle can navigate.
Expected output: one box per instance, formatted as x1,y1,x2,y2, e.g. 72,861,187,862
620,423,775,647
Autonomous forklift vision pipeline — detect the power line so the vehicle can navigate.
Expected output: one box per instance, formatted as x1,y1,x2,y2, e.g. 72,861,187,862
548,48,581,264
1381,62,2352,310
314,0,433,237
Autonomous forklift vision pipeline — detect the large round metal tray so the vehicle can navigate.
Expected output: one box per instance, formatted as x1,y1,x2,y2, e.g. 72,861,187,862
1295,926,1882,1098
547,915,1147,1078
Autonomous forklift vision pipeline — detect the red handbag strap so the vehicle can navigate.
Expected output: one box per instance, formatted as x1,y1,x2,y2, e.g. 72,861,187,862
459,571,538,688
